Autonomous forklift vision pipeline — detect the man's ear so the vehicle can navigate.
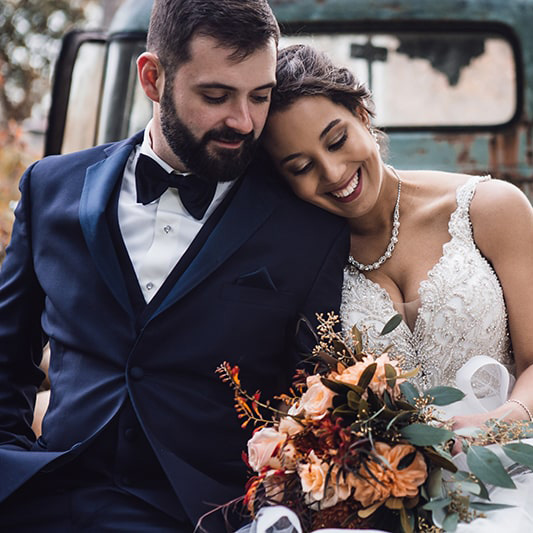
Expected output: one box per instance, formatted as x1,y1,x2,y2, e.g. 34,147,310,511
137,52,164,103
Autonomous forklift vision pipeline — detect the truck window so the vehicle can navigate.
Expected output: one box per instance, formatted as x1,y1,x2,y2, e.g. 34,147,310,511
281,30,517,128
62,41,106,154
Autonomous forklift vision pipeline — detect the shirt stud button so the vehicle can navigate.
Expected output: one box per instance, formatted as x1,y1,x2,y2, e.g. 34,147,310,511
163,225,172,233
146,282,154,291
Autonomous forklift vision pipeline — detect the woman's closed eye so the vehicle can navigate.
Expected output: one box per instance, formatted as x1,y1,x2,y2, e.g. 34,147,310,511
290,161,314,176
328,131,347,151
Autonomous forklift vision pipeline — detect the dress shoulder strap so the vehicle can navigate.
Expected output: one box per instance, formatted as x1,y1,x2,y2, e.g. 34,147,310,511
448,175,491,240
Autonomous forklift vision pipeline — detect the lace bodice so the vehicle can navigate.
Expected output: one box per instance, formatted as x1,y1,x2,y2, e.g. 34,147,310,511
341,175,514,392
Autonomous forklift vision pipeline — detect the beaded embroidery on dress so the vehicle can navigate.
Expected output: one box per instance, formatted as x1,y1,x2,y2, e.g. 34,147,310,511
341,175,514,392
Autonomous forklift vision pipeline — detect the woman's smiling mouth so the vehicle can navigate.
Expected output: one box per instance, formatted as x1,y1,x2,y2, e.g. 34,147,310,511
329,167,362,202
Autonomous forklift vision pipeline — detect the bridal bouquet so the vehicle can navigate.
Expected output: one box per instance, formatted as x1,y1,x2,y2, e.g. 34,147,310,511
218,313,533,532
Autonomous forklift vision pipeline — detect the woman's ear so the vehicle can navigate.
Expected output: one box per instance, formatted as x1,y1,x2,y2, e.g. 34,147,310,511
355,106,371,128
137,52,164,103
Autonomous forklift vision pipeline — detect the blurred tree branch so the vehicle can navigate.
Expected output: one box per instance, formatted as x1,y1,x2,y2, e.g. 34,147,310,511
0,0,91,126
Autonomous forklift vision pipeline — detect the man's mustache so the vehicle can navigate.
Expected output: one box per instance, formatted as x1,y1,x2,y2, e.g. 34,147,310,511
203,127,254,144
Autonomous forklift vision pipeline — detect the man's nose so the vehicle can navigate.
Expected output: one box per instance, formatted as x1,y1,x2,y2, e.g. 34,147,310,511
225,100,254,134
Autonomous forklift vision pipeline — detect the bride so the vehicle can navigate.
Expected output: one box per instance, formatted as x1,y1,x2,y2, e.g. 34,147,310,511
258,44,533,532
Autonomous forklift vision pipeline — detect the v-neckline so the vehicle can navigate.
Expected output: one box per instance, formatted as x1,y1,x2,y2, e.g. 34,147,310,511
354,197,463,336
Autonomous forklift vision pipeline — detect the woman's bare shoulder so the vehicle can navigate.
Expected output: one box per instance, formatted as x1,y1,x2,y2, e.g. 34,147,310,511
470,177,533,258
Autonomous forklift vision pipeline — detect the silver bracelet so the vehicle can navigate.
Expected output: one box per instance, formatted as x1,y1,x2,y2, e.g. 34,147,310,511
506,398,533,422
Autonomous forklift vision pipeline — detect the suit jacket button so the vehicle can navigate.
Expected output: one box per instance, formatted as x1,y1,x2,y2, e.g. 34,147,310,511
130,367,144,380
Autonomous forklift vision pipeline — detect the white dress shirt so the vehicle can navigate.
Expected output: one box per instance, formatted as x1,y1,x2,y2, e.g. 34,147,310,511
118,123,234,302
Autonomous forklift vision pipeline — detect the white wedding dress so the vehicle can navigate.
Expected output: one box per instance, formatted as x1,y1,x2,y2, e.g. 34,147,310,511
341,175,533,532
239,176,533,532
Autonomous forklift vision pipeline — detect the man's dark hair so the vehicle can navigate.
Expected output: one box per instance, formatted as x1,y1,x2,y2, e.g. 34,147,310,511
147,0,280,77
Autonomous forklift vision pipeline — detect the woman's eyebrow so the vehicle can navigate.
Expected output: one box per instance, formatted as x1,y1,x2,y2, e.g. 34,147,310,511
319,119,341,140
279,119,343,166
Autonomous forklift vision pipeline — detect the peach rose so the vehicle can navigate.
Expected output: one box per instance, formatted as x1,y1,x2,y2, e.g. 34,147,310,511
338,354,405,398
247,427,286,473
321,465,352,509
299,376,336,420
279,404,305,436
298,452,353,509
351,442,427,508
298,450,328,505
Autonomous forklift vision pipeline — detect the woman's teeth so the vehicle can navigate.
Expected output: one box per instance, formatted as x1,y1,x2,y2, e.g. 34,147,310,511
330,169,360,198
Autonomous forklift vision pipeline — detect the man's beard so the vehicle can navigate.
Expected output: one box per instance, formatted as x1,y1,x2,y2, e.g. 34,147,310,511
160,81,258,183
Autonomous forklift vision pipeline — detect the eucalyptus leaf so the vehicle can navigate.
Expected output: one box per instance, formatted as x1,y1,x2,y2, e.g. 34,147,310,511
467,446,516,489
400,507,414,533
422,497,451,511
423,446,458,472
347,390,360,410
358,362,377,390
455,480,482,496
400,382,420,406
380,313,403,335
386,410,413,430
502,442,533,469
453,470,489,499
394,399,417,412
400,423,454,446
424,385,465,406
469,502,515,511
358,398,369,417
332,405,355,417
385,363,397,387
332,338,348,358
321,377,349,395
427,468,445,500
442,512,459,532
315,350,339,369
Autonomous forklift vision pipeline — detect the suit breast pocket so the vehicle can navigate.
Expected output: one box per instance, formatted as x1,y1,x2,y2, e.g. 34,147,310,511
220,283,295,311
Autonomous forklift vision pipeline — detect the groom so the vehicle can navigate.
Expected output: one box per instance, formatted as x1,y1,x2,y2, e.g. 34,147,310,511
0,0,348,530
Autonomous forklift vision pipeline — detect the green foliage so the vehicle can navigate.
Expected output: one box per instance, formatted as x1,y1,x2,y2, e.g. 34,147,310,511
502,441,533,469
0,0,90,123
400,423,455,446
424,385,466,406
466,445,516,488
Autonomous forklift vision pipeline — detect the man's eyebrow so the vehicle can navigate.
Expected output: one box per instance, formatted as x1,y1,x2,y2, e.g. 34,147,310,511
319,119,341,140
196,82,276,91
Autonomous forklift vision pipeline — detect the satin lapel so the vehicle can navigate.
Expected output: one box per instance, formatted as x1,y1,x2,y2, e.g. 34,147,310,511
79,143,134,317
151,169,284,320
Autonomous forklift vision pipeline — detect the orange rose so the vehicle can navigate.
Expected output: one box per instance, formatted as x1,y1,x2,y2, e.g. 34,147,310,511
338,354,405,398
351,442,427,508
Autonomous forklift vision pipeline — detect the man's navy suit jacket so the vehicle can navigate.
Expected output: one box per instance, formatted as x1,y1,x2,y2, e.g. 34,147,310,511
0,131,349,525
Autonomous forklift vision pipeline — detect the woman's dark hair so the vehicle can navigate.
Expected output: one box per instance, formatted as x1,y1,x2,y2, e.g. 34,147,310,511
271,44,375,121
147,0,280,78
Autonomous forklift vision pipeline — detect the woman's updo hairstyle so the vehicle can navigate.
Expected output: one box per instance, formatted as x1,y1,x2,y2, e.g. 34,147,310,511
271,44,375,122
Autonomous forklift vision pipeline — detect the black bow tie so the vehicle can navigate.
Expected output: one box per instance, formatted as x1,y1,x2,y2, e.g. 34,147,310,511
135,153,217,220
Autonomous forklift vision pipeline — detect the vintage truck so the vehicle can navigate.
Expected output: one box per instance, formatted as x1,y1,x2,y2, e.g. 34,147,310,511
46,0,533,196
